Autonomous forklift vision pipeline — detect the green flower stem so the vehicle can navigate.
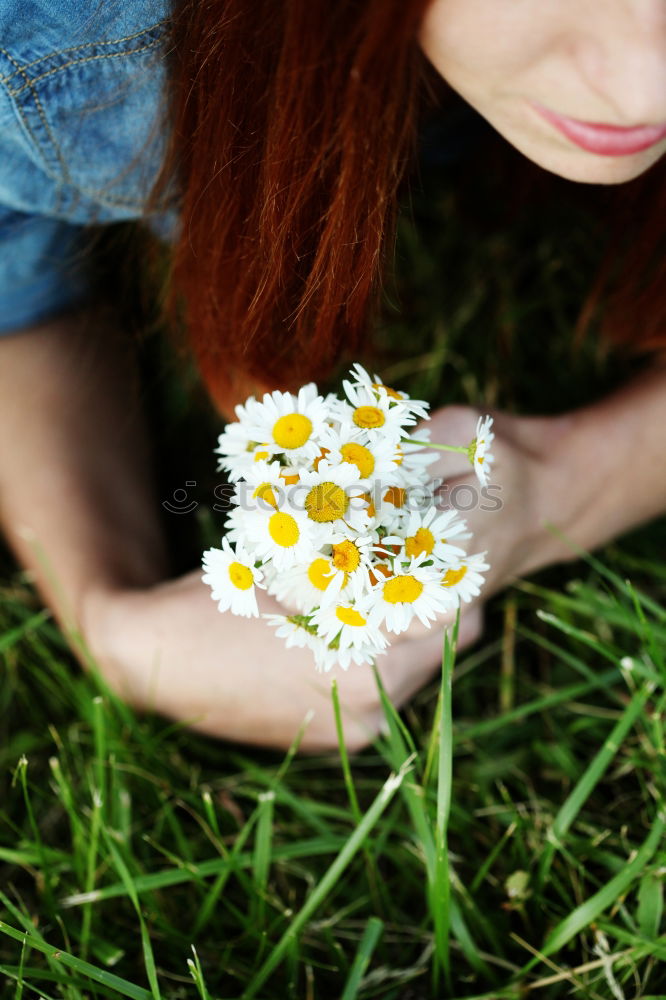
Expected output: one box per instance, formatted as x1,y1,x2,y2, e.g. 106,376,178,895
402,437,468,455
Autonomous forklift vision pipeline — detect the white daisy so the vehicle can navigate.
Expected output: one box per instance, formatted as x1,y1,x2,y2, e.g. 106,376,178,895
243,383,330,463
311,602,388,656
243,504,316,571
369,556,456,634
263,613,375,672
215,421,275,482
296,460,372,539
263,612,328,657
468,415,495,487
345,363,430,422
332,382,414,444
201,537,263,617
320,421,403,485
312,639,385,672
232,459,288,513
270,553,342,613
324,533,375,604
439,551,489,604
399,507,470,563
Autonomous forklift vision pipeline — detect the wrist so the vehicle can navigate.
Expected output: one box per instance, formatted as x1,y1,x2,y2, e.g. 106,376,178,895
506,412,585,578
73,582,149,702
515,368,666,574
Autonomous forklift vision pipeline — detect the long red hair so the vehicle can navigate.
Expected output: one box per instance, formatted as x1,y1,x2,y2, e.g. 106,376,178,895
152,0,666,415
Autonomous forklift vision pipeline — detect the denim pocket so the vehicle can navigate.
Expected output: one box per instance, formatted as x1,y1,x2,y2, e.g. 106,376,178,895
0,18,172,222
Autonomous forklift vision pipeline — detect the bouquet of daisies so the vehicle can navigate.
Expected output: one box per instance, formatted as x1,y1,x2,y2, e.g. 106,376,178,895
202,364,494,672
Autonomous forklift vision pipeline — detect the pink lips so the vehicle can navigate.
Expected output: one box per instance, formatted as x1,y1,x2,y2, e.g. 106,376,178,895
531,102,666,156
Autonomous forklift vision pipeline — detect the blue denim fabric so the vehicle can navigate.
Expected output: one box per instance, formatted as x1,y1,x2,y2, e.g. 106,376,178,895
0,0,174,333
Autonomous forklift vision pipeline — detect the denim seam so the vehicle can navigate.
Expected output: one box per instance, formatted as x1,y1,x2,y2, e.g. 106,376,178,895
0,32,167,210
0,19,169,85
5,38,163,98
0,47,69,211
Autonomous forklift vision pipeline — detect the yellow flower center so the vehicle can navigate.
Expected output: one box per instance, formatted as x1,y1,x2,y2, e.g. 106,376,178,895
280,471,300,485
307,557,333,591
254,450,270,462
305,482,348,522
383,575,424,604
253,482,278,509
442,566,468,588
228,562,254,591
352,405,385,429
384,486,406,508
335,606,367,627
394,445,404,466
362,492,376,518
272,413,313,450
405,527,435,559
340,442,375,478
332,540,361,573
372,381,402,400
268,511,300,547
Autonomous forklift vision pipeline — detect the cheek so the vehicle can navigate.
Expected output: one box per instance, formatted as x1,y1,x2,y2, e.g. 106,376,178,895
419,0,553,93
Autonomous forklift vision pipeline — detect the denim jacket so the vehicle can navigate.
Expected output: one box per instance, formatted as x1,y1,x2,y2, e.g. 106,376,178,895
0,0,172,332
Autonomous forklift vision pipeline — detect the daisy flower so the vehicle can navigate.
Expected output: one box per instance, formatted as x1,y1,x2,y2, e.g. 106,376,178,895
263,613,374,673
311,601,388,657
297,460,372,539
334,381,414,444
369,556,456,634
468,415,495,487
243,383,330,463
215,416,275,482
271,553,342,613
324,533,375,603
202,537,263,617
233,459,288,512
263,612,329,657
320,421,402,484
345,363,430,423
440,551,490,604
312,639,384,672
242,504,316,571
399,507,470,563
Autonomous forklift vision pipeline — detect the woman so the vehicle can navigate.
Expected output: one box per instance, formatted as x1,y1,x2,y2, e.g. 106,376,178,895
0,0,664,750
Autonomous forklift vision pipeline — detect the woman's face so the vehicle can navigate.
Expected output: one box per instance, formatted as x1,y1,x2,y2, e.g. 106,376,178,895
419,0,666,184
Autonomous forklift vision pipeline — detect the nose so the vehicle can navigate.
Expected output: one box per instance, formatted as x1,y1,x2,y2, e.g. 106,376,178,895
574,2,666,124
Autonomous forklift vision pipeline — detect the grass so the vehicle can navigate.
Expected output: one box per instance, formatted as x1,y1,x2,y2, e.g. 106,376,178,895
1,120,666,998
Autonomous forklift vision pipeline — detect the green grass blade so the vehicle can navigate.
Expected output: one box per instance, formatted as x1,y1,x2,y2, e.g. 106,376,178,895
538,680,656,885
242,764,411,999
0,921,152,1000
432,624,455,991
339,917,384,1000
521,808,666,973
100,829,162,1000
636,873,664,938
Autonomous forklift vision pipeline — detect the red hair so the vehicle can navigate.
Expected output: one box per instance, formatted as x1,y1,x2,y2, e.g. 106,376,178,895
153,0,666,415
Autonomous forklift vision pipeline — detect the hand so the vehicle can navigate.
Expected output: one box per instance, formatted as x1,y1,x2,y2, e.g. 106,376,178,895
80,569,483,753
407,404,578,637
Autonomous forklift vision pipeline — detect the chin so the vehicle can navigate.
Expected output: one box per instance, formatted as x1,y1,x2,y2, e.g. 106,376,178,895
506,133,665,185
